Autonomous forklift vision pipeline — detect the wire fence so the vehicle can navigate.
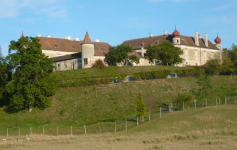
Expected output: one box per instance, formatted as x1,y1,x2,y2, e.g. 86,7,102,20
0,95,236,137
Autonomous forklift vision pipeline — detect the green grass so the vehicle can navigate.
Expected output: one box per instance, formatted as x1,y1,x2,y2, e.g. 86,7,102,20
52,65,194,80
0,75,236,136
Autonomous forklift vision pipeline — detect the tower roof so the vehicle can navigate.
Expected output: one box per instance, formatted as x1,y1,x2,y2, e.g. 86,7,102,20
214,33,221,44
82,32,94,44
20,31,24,38
172,26,180,38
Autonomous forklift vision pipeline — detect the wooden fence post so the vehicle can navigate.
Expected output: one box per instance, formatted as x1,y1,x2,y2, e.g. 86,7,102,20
84,125,86,135
18,127,20,137
57,126,58,136
99,123,101,134
137,116,138,126
125,119,127,130
149,110,150,121
115,122,116,133
183,101,184,111
7,128,8,137
216,97,217,106
160,107,161,118
43,126,44,135
219,98,220,105
71,126,72,136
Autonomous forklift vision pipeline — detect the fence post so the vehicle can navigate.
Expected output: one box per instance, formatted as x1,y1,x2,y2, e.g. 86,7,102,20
99,123,101,134
206,99,207,107
18,127,20,137
30,127,32,135
149,110,150,121
235,96,236,102
114,121,116,133
216,97,217,106
71,126,72,136
7,128,8,137
219,98,220,105
43,126,44,135
125,119,127,130
84,125,86,135
183,101,184,111
225,97,226,105
194,100,196,109
160,107,161,118
137,116,138,126
171,103,173,113
57,126,58,136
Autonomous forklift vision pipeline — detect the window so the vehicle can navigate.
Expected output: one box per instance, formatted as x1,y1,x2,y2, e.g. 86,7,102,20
58,64,60,71
84,58,88,65
55,45,58,48
195,51,197,57
204,52,206,59
73,46,75,50
185,50,188,56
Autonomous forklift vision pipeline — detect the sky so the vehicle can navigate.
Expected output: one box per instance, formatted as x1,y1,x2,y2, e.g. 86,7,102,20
0,0,237,56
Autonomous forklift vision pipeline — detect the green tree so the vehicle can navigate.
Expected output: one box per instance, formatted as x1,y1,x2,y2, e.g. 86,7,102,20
193,75,212,105
145,44,159,65
137,93,146,121
221,49,235,74
3,36,56,113
129,55,139,64
105,44,133,66
158,41,183,65
229,44,237,72
203,54,222,75
175,93,193,110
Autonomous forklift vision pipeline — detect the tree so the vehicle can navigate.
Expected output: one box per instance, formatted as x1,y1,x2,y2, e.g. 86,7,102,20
145,41,183,66
229,44,237,72
105,44,133,66
129,55,139,64
137,93,146,122
221,49,235,75
159,41,183,65
145,45,159,65
193,75,212,105
3,36,56,113
203,54,222,75
175,93,193,110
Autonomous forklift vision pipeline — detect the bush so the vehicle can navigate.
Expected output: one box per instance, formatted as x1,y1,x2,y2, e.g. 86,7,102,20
175,93,194,110
93,59,105,69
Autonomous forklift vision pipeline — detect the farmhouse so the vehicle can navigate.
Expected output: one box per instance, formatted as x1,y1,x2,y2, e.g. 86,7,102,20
122,27,222,66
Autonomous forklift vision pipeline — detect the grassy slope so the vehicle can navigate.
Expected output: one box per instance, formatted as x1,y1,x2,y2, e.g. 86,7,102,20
0,75,236,135
1,104,237,150
52,65,194,80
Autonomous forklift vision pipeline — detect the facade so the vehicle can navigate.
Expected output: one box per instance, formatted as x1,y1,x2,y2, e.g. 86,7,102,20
122,27,222,66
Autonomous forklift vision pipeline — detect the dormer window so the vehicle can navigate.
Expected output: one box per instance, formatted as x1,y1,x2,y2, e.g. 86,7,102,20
73,46,75,50
55,45,58,48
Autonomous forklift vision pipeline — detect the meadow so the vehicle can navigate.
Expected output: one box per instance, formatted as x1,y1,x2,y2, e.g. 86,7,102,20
0,104,237,150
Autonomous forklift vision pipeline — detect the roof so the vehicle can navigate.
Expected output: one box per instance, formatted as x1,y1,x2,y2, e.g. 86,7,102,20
82,32,94,44
94,50,108,56
51,52,81,62
122,34,219,50
37,37,111,52
128,52,142,58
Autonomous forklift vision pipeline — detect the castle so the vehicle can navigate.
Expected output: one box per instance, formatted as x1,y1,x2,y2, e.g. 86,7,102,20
21,27,222,71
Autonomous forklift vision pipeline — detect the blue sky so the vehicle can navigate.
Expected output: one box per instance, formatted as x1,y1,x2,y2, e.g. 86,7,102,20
0,0,236,56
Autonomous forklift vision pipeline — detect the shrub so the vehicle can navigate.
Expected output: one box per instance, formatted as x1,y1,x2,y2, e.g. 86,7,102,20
93,59,105,69
175,93,194,110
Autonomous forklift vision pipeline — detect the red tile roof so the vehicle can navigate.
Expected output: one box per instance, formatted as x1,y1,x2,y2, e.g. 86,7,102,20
82,32,94,44
94,50,108,56
122,34,219,50
128,52,142,58
37,37,111,52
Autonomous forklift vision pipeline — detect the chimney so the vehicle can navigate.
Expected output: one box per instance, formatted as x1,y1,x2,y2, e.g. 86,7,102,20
163,31,167,35
194,32,199,46
141,47,144,57
149,33,153,37
198,34,201,39
204,33,208,47
65,36,71,40
47,35,51,38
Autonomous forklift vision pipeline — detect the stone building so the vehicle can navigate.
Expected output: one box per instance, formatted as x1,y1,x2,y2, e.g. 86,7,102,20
122,27,222,66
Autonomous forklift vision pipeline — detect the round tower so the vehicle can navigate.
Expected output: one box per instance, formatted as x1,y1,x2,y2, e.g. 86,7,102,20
172,26,180,44
81,32,94,68
214,33,222,50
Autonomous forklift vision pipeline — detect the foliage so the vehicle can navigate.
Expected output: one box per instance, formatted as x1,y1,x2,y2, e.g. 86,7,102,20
229,44,237,69
203,54,222,75
93,59,105,69
129,55,139,64
221,49,235,75
137,93,146,121
2,36,56,113
145,41,183,65
105,44,133,66
175,93,194,109
192,75,212,104
145,45,159,64
158,41,183,65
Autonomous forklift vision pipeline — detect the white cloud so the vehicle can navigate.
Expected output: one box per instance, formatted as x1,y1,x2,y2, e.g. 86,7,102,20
0,0,67,19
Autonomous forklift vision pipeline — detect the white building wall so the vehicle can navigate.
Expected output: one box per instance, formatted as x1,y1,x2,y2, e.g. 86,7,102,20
42,50,77,58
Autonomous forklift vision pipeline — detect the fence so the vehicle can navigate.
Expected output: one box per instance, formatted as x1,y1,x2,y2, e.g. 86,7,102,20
0,95,236,137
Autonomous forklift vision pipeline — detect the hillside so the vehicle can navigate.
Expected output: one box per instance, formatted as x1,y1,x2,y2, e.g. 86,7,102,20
0,75,236,136
0,104,237,150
